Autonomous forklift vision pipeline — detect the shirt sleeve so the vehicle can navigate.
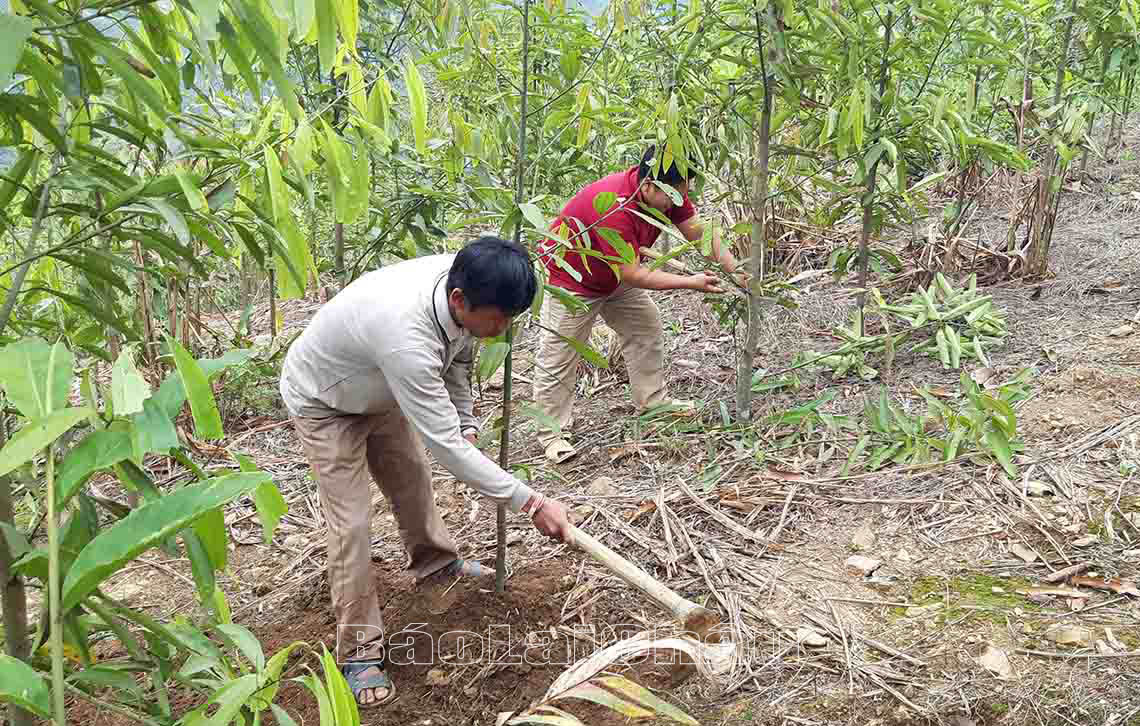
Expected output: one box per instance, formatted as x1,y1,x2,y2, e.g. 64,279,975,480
443,340,479,435
379,346,536,512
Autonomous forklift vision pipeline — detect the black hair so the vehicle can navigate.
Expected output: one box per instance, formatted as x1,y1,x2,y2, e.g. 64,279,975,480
447,236,537,316
636,144,697,185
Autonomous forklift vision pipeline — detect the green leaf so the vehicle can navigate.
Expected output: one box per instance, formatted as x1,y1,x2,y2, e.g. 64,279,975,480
0,653,51,718
0,407,91,478
192,507,228,570
216,623,265,671
556,681,653,717
111,349,151,416
405,60,428,155
477,341,511,381
129,397,179,462
0,148,38,209
168,337,224,440
518,404,562,436
842,433,870,476
263,145,289,222
228,0,302,119
190,673,261,726
592,191,618,216
596,675,698,725
174,170,208,212
183,528,217,604
143,198,191,246
61,472,270,610
292,0,316,37
252,480,287,545
56,429,132,507
0,337,75,419
556,331,608,368
253,641,308,710
332,0,359,49
0,15,36,91
520,202,548,230
650,180,682,206
153,349,255,420
314,0,337,76
985,428,1017,477
544,283,588,314
320,646,359,725
595,226,636,265
270,704,301,726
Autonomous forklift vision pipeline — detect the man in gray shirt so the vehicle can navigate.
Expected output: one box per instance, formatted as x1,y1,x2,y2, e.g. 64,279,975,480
280,237,569,708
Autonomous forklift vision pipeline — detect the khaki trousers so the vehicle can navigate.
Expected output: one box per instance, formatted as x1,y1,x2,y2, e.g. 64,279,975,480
533,284,667,446
292,411,458,661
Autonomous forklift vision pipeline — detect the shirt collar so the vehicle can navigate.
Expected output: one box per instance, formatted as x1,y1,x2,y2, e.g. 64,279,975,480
432,275,464,344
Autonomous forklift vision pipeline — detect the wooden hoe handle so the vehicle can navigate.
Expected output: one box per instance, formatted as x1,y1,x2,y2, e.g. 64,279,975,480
567,524,712,631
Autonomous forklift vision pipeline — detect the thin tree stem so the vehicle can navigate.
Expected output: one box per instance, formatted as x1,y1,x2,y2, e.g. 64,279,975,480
46,443,65,726
498,0,532,594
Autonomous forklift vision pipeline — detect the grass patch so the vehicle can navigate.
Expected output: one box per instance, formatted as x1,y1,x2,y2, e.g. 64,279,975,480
894,573,1040,624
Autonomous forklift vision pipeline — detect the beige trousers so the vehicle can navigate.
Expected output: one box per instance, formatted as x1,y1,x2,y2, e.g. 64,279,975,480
292,412,458,661
533,284,667,446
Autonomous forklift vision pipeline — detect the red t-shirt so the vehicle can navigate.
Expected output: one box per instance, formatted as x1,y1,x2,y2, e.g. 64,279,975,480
539,166,696,297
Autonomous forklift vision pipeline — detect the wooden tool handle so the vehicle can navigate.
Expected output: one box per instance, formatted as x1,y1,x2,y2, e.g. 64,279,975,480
568,524,704,625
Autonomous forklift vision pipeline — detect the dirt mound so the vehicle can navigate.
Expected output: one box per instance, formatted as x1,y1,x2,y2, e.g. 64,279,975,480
263,558,667,725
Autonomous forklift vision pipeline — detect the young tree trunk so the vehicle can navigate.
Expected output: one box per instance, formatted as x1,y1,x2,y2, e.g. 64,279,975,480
855,10,893,334
1026,0,1076,277
1018,21,1035,150
735,3,774,422
498,0,532,594
134,241,155,365
268,269,278,341
0,416,33,726
334,223,345,288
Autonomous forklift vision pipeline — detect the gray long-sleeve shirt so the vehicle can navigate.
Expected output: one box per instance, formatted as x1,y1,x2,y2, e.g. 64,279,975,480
279,254,536,513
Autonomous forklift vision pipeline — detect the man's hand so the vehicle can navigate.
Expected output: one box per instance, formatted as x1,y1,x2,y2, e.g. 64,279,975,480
532,497,571,542
464,432,478,446
687,271,726,294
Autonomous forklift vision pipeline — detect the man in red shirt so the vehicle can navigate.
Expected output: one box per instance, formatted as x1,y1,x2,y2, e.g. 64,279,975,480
534,147,741,462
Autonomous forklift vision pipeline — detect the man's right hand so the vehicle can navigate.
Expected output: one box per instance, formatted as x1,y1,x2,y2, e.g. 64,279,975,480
532,497,572,542
687,271,726,294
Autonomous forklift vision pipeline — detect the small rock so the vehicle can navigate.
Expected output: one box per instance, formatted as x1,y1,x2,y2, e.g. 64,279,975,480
976,644,1013,679
991,587,1006,595
845,555,882,577
1011,543,1039,563
1108,324,1134,338
1072,536,1099,547
1045,625,1093,646
283,533,306,550
675,359,700,370
1026,480,1054,497
906,603,943,618
895,549,912,563
569,504,594,525
426,669,450,687
587,476,618,497
795,627,829,648
851,522,877,551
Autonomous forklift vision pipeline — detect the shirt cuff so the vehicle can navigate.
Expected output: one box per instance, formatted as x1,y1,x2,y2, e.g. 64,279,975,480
508,481,537,513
